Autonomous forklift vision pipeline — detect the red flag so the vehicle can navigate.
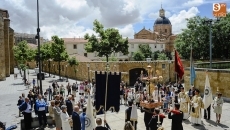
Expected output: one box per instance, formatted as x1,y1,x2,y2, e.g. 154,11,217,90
174,50,184,79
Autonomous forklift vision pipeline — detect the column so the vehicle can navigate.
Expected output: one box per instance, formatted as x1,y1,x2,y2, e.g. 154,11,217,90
9,27,14,74
0,16,6,80
4,18,10,77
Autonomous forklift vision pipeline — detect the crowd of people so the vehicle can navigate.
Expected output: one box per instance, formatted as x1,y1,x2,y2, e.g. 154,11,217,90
123,80,225,130
14,78,225,130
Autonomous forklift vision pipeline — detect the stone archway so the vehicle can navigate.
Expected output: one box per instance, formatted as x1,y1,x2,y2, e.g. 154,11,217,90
129,68,147,86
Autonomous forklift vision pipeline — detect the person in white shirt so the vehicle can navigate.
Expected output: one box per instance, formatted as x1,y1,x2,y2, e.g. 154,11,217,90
170,88,176,108
36,95,47,128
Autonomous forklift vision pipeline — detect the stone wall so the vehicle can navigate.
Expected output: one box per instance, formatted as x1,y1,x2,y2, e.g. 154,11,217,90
40,60,190,85
0,9,14,80
0,15,5,80
9,27,14,74
4,18,10,77
184,68,230,98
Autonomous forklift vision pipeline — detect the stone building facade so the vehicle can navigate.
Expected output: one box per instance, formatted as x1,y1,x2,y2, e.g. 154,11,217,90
134,6,176,52
184,68,230,98
0,9,15,80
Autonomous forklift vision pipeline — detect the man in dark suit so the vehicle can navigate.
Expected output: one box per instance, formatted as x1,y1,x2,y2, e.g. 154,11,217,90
95,118,110,130
148,108,164,130
72,106,81,130
177,81,183,93
65,95,73,116
144,108,154,130
125,101,137,130
18,98,32,130
168,103,183,130
17,96,24,117
204,105,211,120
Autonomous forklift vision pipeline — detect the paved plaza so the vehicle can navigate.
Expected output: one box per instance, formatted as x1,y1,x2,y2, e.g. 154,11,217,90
0,68,230,130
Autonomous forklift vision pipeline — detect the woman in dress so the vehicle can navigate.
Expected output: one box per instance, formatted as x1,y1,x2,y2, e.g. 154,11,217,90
212,93,224,123
60,105,72,130
53,100,62,130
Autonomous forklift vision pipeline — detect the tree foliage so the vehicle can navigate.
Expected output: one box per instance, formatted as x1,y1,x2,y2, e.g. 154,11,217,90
152,50,161,60
102,56,118,61
39,43,52,61
157,53,168,60
51,36,69,62
84,19,129,62
51,36,69,79
138,44,152,58
68,57,79,67
13,40,36,64
18,64,28,71
175,13,230,60
133,51,145,61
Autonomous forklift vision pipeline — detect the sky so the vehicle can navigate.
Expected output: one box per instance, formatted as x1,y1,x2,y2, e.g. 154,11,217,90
1,0,230,40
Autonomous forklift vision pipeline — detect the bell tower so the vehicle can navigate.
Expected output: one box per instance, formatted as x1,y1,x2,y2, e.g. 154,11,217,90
159,4,165,17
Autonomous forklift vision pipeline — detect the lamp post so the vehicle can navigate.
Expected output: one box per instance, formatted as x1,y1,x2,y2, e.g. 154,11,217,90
146,57,152,96
203,18,220,68
168,60,172,82
87,63,90,82
65,65,68,82
162,64,165,83
35,0,42,95
53,64,55,78
48,59,52,77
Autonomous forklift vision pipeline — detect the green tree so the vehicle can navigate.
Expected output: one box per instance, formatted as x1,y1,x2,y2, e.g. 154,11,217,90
68,57,79,67
157,53,168,60
132,51,145,61
13,40,35,81
84,20,129,63
51,36,69,79
36,43,53,71
175,13,230,60
152,50,161,60
67,56,79,80
102,56,118,61
138,44,152,58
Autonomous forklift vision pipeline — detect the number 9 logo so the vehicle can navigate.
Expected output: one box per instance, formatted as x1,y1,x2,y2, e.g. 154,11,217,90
213,3,220,12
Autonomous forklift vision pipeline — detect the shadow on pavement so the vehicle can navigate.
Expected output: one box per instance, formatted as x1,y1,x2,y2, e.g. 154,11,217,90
205,119,217,126
218,123,229,128
12,83,24,85
191,124,206,130
183,119,191,124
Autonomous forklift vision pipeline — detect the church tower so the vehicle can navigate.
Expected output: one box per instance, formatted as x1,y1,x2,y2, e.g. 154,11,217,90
153,5,172,37
159,4,165,17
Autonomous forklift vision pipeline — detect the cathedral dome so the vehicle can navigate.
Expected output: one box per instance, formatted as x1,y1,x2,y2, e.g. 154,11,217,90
154,16,171,25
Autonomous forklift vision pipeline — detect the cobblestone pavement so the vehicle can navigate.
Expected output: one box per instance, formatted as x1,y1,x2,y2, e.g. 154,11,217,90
0,68,230,130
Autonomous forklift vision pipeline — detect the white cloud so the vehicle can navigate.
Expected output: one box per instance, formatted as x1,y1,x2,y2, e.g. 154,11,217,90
169,7,200,34
117,24,135,38
1,0,205,39
182,0,204,7
228,8,230,12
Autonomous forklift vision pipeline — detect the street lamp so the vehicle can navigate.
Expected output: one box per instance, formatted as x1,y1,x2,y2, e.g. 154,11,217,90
168,60,172,82
35,0,42,95
87,63,90,82
53,64,55,78
65,65,68,82
203,17,220,68
146,57,152,96
162,64,165,83
48,59,52,77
